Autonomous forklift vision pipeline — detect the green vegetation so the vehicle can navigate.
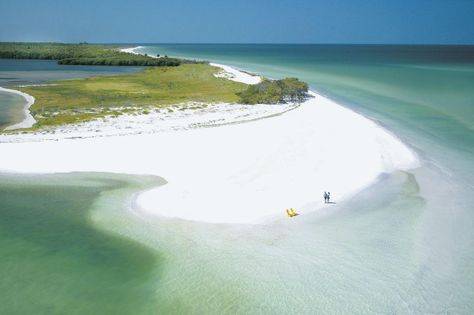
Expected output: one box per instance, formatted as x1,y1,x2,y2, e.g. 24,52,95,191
13,64,247,129
237,78,309,104
0,43,311,131
0,42,202,66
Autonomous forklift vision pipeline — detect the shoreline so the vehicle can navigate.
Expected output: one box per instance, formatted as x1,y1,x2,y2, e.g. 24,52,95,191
120,46,262,85
210,62,261,84
0,102,299,143
0,63,420,224
0,87,36,130
134,89,420,224
0,52,420,224
120,46,144,55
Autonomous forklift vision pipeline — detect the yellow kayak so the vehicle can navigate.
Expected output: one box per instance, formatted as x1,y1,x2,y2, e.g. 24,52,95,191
286,208,299,218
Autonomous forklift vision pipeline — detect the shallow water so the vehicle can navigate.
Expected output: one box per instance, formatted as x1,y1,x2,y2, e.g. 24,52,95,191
0,173,163,314
1,45,474,313
0,91,26,129
100,44,474,312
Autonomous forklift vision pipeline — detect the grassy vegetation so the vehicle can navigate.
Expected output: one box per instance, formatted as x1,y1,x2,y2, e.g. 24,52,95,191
0,43,310,131
12,64,247,129
0,42,201,66
237,78,309,104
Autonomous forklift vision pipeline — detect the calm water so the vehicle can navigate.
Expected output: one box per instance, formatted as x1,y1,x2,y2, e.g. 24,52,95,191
0,59,141,86
1,45,474,313
0,173,163,314
0,59,141,129
0,91,26,129
139,44,474,154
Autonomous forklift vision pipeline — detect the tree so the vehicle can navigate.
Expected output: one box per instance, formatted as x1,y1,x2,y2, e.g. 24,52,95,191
237,78,308,104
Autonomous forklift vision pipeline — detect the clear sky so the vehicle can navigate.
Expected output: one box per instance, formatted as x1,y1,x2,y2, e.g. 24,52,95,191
1,0,473,44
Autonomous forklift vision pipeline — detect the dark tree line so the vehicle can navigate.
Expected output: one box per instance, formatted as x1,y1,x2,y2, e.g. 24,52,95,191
0,42,204,67
58,57,182,66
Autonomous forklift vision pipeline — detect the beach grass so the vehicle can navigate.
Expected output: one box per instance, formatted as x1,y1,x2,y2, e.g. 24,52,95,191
12,64,247,129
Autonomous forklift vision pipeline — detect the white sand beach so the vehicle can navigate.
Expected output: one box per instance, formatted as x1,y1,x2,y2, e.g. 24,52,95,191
211,63,261,84
0,87,36,130
0,102,298,142
120,46,144,55
121,46,261,84
0,64,419,224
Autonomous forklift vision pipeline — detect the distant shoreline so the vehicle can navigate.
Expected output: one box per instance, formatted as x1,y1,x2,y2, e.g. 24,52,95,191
120,46,144,55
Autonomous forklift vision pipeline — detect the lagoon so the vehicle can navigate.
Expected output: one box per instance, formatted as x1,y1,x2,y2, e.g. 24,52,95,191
0,59,141,129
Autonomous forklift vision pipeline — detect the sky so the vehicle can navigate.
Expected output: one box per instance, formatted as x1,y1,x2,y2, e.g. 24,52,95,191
1,0,473,44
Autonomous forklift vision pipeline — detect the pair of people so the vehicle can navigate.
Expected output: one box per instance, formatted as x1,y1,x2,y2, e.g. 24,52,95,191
324,191,331,203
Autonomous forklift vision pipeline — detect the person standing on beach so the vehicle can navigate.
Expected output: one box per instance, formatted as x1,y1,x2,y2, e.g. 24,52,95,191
324,192,328,203
327,192,331,203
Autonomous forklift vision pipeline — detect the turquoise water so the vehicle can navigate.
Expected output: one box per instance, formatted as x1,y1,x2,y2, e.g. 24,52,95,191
138,45,474,154
137,44,474,313
1,45,474,313
0,173,163,314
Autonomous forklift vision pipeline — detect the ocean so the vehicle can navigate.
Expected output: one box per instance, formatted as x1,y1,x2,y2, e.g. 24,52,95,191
0,44,473,313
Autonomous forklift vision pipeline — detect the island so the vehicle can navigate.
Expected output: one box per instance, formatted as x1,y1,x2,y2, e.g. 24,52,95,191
0,43,418,225
0,43,309,131
0,1,471,312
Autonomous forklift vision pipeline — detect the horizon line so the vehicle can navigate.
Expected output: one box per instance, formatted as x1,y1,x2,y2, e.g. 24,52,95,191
1,41,474,46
